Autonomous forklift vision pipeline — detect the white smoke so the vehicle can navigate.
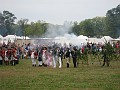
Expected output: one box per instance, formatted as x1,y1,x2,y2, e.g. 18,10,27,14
44,21,73,38
43,21,88,47
55,34,88,47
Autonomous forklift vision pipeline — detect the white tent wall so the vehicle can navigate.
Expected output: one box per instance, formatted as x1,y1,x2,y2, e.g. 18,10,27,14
101,36,113,43
88,38,104,44
0,34,119,46
0,35,3,44
0,35,30,44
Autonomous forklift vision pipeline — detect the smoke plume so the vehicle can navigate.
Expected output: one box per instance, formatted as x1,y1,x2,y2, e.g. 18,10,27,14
42,21,88,47
44,21,73,38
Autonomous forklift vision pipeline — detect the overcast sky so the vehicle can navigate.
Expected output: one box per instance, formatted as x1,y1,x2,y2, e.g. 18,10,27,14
0,0,119,25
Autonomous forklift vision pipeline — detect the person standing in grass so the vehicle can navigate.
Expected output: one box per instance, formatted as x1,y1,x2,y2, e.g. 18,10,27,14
52,47,57,68
42,47,47,67
11,47,18,66
57,47,63,68
102,49,109,67
71,47,78,68
20,45,24,59
1,47,5,65
38,49,42,67
65,48,71,68
52,47,62,68
0,47,3,65
7,47,12,65
4,47,9,65
31,49,37,67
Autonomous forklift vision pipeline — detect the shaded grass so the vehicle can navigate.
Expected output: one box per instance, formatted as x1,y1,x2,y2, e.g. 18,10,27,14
0,59,120,90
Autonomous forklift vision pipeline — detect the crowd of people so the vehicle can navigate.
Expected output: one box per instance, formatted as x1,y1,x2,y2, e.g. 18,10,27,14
27,44,78,68
0,42,19,66
0,41,120,68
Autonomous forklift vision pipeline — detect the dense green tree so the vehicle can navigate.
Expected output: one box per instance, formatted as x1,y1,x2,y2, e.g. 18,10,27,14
17,19,28,38
0,10,17,36
72,17,106,38
106,4,120,38
72,21,80,35
92,17,106,37
79,19,95,37
24,20,47,37
0,4,120,38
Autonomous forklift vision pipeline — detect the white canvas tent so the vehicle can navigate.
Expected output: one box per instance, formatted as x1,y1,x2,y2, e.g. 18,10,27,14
3,35,17,44
101,36,113,43
54,37,70,46
77,35,88,40
0,35,3,38
3,35,30,44
0,35,3,43
21,36,30,39
88,38,104,44
54,35,88,46
76,35,88,46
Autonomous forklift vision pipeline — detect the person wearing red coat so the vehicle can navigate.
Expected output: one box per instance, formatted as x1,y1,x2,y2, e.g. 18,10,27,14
31,49,38,66
1,47,5,64
4,47,9,65
10,47,17,66
6,48,12,65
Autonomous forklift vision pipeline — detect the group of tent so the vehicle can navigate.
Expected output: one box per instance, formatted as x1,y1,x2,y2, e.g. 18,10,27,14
0,34,120,46
0,35,30,44
54,34,120,46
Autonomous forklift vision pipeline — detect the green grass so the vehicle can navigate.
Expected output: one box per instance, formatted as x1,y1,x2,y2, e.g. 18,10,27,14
0,58,120,90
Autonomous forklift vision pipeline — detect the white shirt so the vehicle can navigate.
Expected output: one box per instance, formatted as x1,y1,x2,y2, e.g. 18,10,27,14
31,51,34,59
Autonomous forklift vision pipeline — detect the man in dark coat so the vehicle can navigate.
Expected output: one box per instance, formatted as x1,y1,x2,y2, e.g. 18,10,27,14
71,47,78,68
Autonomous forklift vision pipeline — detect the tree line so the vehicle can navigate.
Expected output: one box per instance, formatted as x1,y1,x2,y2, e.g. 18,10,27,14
0,4,120,38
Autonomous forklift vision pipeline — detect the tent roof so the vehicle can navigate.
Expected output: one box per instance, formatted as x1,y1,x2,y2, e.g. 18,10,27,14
4,35,16,39
77,35,88,39
101,36,113,40
4,35,30,39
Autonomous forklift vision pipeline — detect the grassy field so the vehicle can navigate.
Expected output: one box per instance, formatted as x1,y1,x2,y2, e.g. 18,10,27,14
0,58,120,90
